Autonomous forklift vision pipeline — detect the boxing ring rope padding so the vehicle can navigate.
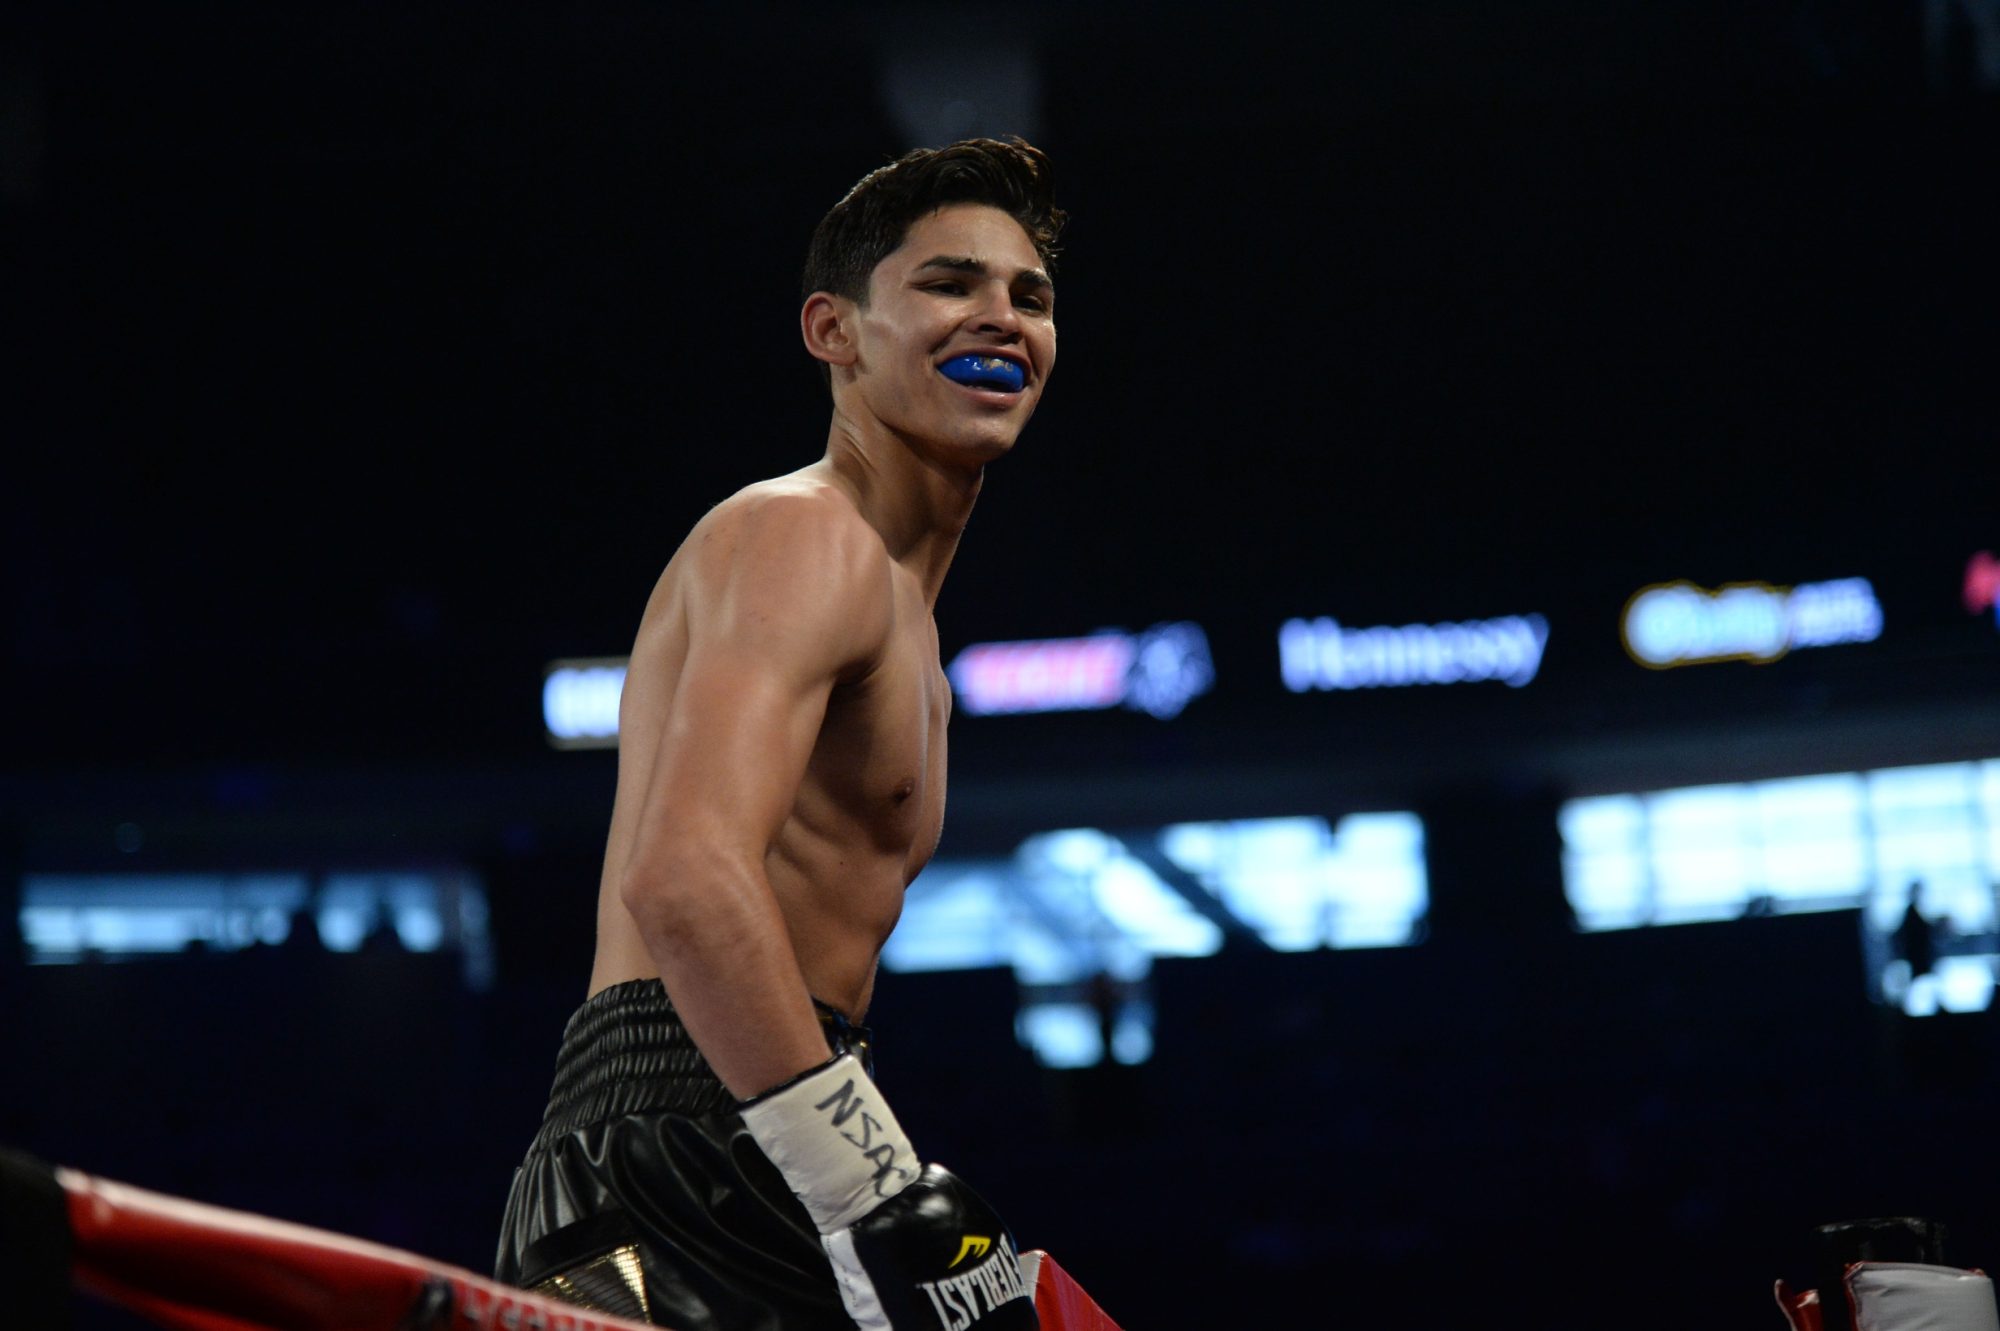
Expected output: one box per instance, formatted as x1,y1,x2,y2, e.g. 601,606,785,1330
1020,1251,1123,1331
61,1165,652,1331
3,1149,1123,1331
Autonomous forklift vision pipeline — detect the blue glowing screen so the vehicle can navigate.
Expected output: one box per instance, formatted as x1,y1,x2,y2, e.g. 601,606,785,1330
1561,759,2000,1017
885,813,1428,1066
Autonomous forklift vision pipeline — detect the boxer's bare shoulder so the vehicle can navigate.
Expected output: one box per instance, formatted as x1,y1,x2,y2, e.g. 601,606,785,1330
589,468,950,1015
632,476,893,680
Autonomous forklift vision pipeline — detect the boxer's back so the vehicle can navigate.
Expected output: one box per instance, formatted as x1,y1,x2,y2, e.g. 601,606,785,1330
585,469,950,1020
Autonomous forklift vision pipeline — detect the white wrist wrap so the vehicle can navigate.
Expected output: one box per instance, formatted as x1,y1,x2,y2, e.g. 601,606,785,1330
739,1054,921,1235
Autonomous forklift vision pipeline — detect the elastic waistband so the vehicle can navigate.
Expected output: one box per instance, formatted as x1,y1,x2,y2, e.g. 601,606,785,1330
530,979,874,1151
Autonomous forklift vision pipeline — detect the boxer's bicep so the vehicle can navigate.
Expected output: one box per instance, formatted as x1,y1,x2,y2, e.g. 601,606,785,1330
614,496,892,1096
628,494,890,892
648,650,831,866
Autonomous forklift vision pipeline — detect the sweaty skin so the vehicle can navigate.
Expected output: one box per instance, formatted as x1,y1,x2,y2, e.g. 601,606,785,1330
587,204,1057,1100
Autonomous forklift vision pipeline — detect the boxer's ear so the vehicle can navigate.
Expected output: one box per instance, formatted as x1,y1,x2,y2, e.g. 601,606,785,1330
801,292,858,369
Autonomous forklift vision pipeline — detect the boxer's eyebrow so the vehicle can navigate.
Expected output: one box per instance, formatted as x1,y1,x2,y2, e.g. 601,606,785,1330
914,256,1053,292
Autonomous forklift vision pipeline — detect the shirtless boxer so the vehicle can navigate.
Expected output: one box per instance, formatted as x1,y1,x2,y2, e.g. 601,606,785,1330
495,138,1062,1331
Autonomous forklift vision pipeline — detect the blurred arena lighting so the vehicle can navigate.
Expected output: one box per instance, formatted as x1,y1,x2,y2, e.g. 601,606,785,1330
1619,576,1882,669
878,33,1041,148
884,813,1429,1067
546,623,1218,745
1561,759,2000,1017
1278,611,1550,692
543,657,627,749
18,867,496,990
1967,550,2000,623
1015,993,1157,1070
946,622,1216,719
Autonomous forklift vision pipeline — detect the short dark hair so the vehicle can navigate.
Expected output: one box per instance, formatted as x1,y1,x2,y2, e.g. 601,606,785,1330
802,136,1065,306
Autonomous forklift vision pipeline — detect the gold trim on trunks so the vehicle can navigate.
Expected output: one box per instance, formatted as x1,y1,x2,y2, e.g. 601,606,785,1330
531,1242,651,1324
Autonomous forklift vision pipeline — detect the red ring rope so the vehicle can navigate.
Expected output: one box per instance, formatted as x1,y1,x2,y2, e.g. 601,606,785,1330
7,1153,1123,1330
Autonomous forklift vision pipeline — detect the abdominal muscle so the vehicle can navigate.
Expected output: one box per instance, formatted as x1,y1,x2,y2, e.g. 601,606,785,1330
584,769,916,1023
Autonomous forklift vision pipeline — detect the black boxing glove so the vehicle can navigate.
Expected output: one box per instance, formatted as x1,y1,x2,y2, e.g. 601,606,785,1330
741,1054,1037,1331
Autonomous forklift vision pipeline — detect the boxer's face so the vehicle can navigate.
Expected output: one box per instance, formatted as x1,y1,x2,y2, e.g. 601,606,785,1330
847,203,1056,463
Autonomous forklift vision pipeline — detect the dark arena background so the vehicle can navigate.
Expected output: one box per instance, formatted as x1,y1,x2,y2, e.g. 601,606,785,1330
6,4,2000,1328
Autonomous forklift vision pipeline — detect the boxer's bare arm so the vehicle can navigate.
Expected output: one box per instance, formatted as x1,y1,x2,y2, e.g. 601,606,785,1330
616,487,892,1100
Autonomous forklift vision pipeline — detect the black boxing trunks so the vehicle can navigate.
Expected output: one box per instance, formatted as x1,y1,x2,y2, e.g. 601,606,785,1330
493,979,875,1331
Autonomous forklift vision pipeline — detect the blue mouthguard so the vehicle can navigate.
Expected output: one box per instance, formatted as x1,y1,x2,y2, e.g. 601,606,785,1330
938,354,1025,393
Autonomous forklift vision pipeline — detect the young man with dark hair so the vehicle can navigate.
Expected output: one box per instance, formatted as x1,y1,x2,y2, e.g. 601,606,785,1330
494,137,1062,1331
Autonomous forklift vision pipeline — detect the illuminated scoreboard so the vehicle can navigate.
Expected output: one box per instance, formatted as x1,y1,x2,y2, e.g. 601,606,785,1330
1278,610,1549,692
946,622,1215,719
542,625,1219,747
541,551,1990,753
1620,577,1882,668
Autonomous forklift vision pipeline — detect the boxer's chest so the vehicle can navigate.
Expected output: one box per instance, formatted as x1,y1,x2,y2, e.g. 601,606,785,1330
812,608,951,875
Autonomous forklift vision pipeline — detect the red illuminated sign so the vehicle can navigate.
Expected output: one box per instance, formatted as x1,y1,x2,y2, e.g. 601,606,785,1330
1966,551,1999,622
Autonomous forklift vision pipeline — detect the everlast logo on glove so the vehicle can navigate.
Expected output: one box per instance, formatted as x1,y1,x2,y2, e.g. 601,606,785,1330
742,1056,1039,1329
917,1233,1033,1330
834,1164,1039,1331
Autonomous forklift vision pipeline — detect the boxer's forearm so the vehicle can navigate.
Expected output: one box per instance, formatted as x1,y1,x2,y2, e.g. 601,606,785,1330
620,850,835,1100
